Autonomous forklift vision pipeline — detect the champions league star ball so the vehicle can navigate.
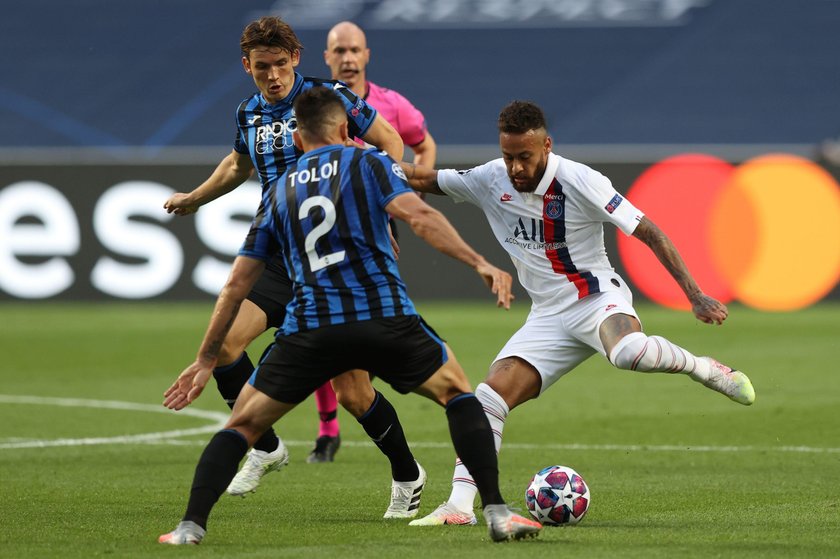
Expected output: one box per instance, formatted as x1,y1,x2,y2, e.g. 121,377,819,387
525,465,591,525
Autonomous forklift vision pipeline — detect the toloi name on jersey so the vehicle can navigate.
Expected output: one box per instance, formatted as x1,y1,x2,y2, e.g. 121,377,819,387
289,160,339,187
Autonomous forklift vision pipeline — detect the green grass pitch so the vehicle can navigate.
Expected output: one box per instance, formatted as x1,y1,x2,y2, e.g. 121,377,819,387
1,301,838,558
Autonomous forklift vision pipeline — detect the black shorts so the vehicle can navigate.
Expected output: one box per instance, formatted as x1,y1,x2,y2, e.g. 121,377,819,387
247,256,293,329
252,315,447,404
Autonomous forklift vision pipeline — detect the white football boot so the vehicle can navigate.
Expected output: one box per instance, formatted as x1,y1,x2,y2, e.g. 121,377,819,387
409,501,477,526
483,504,542,542
691,357,756,405
158,521,205,545
226,442,289,496
383,461,426,519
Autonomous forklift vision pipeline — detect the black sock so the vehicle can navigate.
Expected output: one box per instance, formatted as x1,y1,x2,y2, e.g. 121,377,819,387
183,429,249,529
446,393,503,508
358,391,418,482
213,353,278,453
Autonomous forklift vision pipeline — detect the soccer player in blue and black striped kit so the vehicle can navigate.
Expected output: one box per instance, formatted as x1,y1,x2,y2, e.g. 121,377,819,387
159,87,542,545
164,16,424,511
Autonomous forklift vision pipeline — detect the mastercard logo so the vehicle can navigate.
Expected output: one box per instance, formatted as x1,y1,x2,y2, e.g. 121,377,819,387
617,154,840,311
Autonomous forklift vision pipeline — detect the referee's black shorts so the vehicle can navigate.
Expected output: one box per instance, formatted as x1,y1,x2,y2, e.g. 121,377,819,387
246,256,293,329
252,315,447,404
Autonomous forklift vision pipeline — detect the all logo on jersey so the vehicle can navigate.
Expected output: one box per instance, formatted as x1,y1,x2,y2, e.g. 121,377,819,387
513,218,544,242
605,194,624,214
504,217,567,250
392,163,407,180
500,193,513,202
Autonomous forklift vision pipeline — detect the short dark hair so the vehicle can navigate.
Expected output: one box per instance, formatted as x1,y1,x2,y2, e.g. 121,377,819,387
293,87,346,141
498,101,547,134
240,16,304,57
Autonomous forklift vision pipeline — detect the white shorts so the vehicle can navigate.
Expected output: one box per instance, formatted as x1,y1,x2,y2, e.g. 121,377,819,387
494,290,640,395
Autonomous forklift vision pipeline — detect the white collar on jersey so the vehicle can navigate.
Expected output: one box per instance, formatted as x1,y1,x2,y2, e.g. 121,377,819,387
532,153,561,197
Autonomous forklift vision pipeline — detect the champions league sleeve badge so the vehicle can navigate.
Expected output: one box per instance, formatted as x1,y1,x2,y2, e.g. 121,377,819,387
605,194,624,214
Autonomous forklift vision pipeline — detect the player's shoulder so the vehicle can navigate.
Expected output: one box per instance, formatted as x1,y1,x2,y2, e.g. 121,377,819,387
474,157,509,181
368,81,421,113
367,81,407,101
442,158,506,192
447,157,505,177
360,146,396,163
302,77,357,98
359,147,406,177
554,154,609,187
302,76,343,89
236,93,261,114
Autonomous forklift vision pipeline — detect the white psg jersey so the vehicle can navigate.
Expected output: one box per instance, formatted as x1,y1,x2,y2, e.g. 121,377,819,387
438,153,644,315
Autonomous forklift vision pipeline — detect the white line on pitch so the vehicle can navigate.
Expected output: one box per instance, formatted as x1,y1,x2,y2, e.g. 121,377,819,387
0,394,227,449
130,439,840,454
2,394,838,455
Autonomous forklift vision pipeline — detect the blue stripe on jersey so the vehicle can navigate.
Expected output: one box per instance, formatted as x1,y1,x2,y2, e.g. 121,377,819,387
360,154,411,311
346,149,399,317
250,144,416,334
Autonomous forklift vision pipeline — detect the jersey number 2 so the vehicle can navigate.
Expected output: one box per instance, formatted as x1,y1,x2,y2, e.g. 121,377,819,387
299,196,346,272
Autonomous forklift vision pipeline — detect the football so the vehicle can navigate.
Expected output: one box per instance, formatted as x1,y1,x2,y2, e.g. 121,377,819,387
525,465,591,525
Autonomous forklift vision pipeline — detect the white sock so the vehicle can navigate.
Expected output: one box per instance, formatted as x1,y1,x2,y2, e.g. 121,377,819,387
448,382,509,513
608,331,713,381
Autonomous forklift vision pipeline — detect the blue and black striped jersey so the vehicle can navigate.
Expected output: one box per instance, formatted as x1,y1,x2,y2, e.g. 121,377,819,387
233,73,378,188
240,145,417,334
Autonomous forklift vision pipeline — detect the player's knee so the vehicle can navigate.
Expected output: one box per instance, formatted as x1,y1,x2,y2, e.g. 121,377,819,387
222,422,262,447
442,366,473,396
217,325,262,364
419,364,473,407
217,303,268,364
485,357,540,408
609,331,658,371
217,340,247,365
337,388,375,418
334,372,376,417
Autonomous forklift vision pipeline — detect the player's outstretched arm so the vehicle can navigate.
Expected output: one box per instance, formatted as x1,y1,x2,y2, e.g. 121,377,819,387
399,162,445,195
163,256,266,410
632,216,728,325
411,131,437,168
385,193,513,309
163,150,255,216
361,114,405,162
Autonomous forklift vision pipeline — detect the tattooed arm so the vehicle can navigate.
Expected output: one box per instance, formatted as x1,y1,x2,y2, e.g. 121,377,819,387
399,162,445,195
632,216,728,325
163,256,266,410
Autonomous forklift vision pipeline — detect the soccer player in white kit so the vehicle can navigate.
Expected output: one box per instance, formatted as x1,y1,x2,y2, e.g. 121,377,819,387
401,100,756,526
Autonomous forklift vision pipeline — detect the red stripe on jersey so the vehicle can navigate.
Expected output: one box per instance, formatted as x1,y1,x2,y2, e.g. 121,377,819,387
543,179,594,299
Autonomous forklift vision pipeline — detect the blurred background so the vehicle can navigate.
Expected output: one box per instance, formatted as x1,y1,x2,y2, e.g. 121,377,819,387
2,0,839,309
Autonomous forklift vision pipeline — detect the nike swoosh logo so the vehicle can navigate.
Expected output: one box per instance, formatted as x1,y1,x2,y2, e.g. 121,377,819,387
372,424,393,443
